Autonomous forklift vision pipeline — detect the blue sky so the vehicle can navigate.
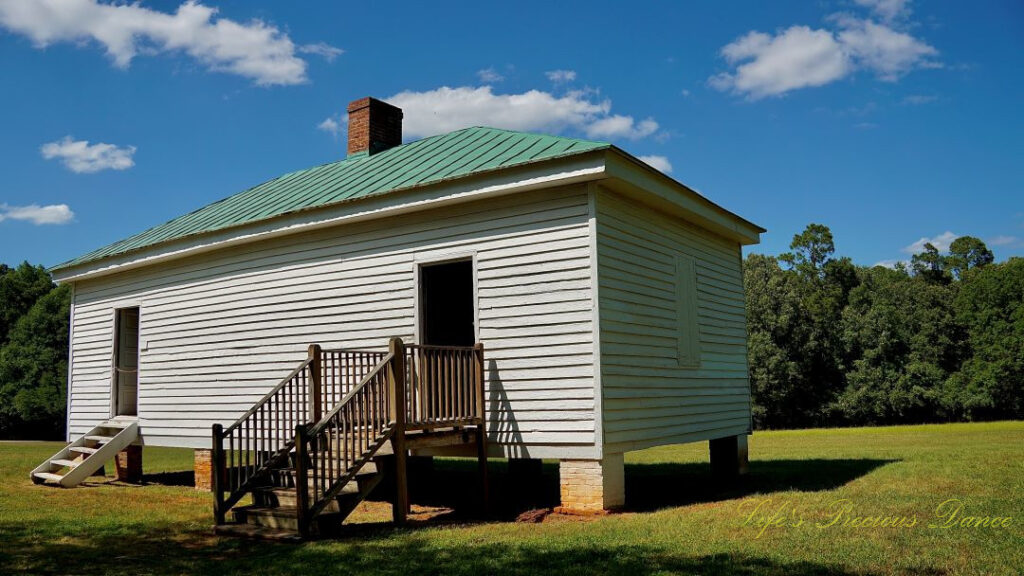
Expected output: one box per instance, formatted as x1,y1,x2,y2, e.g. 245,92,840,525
0,0,1021,268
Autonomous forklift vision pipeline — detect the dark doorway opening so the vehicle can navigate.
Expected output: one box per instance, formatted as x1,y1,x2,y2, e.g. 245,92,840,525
113,307,139,416
419,259,475,346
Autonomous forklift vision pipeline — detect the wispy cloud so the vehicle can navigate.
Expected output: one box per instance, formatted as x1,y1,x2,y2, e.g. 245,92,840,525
0,203,74,225
709,1,938,99
545,69,577,83
854,0,912,23
0,0,335,86
987,235,1019,247
298,42,343,63
476,67,504,83
903,230,958,253
40,136,136,173
385,86,660,140
902,94,938,105
873,258,905,269
637,155,673,173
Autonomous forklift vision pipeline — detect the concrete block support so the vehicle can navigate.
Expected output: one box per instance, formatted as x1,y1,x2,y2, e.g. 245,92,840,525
115,445,142,483
556,454,625,514
709,434,749,478
194,448,213,491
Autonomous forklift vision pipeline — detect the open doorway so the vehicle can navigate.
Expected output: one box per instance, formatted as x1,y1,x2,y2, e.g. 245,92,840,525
419,259,476,346
113,307,139,417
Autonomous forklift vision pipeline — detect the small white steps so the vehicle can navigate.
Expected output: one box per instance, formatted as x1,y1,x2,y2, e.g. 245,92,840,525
30,418,139,487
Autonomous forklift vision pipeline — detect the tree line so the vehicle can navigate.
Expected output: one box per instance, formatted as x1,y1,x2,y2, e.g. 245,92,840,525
745,224,1023,429
0,263,69,439
0,226,1021,439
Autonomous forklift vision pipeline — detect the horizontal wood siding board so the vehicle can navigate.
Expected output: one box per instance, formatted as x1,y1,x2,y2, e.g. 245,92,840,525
68,186,597,451
596,189,752,450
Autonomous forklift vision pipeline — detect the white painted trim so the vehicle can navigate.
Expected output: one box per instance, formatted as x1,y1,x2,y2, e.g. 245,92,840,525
64,284,75,443
412,250,480,345
53,156,607,283
587,183,605,455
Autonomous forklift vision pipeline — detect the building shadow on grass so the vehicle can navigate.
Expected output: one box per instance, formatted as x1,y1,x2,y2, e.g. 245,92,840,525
0,516,892,576
378,456,897,519
141,469,196,487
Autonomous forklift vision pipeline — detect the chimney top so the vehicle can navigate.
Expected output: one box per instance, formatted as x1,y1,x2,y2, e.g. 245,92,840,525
346,97,403,157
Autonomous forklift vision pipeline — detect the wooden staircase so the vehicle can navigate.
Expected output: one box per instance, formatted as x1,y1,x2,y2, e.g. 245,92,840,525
30,418,139,487
216,445,389,540
211,338,488,540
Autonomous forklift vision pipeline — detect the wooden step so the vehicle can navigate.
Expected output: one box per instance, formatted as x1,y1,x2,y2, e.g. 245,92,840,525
84,435,115,443
50,459,79,468
232,505,343,533
69,446,98,455
252,483,360,510
273,461,378,486
33,472,64,483
102,419,134,429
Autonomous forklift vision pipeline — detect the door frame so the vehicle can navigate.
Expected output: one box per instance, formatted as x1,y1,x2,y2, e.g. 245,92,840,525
108,304,142,418
413,250,479,346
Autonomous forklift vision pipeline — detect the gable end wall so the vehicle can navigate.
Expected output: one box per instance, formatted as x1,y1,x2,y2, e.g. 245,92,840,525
595,187,752,454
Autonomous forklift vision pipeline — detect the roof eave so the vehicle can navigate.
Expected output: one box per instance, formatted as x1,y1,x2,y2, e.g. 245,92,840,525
602,147,765,246
52,150,609,283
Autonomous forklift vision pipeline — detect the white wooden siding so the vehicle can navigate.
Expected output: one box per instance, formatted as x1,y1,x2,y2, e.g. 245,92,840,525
596,188,752,454
68,186,598,458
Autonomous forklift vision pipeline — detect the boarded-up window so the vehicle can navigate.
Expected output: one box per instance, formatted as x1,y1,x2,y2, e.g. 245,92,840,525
676,254,701,367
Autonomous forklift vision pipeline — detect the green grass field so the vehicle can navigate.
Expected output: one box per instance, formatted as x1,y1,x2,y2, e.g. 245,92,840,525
1,422,1021,575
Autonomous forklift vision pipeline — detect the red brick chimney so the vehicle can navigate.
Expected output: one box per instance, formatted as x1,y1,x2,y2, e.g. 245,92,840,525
347,97,403,156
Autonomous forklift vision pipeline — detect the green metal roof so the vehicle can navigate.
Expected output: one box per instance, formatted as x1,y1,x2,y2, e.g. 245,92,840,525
55,127,609,272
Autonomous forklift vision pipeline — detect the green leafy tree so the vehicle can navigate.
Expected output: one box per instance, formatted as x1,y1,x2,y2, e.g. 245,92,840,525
910,243,951,284
947,236,994,279
0,284,71,439
0,262,54,345
946,258,1024,420
836,266,965,424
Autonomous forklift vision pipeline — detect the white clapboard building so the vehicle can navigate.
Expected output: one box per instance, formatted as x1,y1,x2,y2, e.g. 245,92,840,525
38,97,763,530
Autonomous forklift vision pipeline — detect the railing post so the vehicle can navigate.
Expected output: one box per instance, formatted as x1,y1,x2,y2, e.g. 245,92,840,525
294,424,310,537
308,344,322,424
388,337,408,525
211,424,225,525
474,343,489,516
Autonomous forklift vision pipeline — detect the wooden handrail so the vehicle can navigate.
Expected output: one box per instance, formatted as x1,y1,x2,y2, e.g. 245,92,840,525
213,339,488,532
222,358,313,436
404,344,485,430
297,347,398,534
306,354,393,436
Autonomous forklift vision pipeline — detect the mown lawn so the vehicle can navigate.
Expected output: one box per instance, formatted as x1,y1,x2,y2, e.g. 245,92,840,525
1,421,1021,575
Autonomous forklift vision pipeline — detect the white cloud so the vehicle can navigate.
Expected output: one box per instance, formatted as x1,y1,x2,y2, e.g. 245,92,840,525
385,86,660,141
298,42,342,63
584,115,659,139
903,231,958,254
476,67,504,83
873,259,905,269
837,17,938,81
637,155,672,173
40,136,136,173
0,203,74,225
710,5,937,99
987,235,1019,247
709,26,852,99
545,69,577,83
0,0,328,86
317,115,345,136
854,0,911,22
